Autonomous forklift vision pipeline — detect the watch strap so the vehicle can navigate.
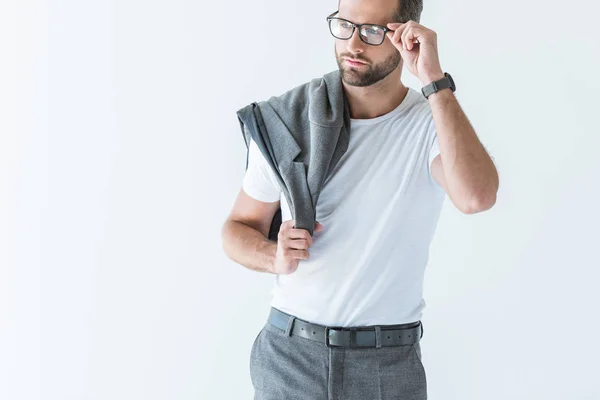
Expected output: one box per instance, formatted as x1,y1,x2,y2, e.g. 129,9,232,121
421,72,454,98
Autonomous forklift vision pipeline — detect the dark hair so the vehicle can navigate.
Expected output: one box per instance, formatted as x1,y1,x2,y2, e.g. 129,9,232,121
393,0,423,23
337,0,424,23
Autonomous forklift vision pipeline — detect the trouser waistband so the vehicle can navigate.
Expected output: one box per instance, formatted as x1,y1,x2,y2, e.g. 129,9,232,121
267,307,423,348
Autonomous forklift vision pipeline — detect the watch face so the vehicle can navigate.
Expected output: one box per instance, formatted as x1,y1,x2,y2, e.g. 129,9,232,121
446,73,455,90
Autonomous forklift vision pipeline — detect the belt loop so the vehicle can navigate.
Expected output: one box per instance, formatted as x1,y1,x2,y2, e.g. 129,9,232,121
284,316,296,336
375,326,382,349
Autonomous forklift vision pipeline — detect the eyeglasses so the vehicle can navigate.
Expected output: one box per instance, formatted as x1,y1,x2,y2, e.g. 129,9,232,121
326,10,396,46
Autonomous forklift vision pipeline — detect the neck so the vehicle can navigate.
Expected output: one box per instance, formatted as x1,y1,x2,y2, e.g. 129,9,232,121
342,67,408,120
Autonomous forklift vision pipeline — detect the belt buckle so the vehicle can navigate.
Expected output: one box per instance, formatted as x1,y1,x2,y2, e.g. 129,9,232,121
325,326,356,348
325,327,342,348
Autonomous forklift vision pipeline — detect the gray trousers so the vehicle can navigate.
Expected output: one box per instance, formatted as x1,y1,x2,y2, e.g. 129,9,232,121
249,316,427,399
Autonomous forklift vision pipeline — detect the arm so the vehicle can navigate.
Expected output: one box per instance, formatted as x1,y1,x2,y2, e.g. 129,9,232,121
221,188,279,274
383,21,498,214
427,80,499,214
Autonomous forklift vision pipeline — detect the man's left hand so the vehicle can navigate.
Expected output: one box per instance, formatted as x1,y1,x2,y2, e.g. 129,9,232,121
385,21,444,85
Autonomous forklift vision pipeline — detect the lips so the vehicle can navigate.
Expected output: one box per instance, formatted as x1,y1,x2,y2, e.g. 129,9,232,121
345,58,366,64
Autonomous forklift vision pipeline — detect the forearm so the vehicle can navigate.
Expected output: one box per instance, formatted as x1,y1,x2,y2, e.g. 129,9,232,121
221,220,277,274
427,87,499,210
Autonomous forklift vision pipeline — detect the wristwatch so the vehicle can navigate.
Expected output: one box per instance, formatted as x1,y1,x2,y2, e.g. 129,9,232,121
421,72,456,99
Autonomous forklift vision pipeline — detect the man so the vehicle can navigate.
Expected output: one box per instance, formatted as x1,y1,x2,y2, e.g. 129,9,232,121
221,0,499,398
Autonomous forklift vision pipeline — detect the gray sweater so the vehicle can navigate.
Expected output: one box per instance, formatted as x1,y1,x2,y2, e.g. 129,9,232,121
236,69,351,239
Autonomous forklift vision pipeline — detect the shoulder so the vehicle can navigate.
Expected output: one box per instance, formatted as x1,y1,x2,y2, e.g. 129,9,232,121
265,70,339,104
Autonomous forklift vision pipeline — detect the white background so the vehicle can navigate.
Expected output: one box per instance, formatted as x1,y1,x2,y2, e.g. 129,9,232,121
2,0,600,399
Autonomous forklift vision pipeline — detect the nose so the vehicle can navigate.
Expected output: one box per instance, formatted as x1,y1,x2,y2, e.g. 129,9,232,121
346,27,365,54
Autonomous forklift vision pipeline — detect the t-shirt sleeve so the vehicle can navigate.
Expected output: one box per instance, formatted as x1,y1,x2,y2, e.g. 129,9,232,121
429,134,440,170
242,139,282,202
427,119,441,174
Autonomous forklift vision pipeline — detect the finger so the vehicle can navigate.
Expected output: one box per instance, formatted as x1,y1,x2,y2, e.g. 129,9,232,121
401,26,412,51
406,29,418,50
392,26,403,45
386,22,403,36
288,227,312,241
404,26,423,51
279,219,296,240
289,234,312,248
291,249,309,260
396,26,411,51
286,238,309,250
386,25,399,44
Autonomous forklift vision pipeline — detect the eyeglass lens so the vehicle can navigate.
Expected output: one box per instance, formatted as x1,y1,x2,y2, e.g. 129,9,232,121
329,19,386,45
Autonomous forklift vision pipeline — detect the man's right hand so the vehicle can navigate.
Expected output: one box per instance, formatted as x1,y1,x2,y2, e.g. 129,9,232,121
271,219,324,275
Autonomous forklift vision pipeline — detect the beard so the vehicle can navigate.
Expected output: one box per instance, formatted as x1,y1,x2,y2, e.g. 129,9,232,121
335,49,402,87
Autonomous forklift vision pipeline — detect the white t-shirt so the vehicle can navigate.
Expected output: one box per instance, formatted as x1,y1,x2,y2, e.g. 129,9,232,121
242,86,445,327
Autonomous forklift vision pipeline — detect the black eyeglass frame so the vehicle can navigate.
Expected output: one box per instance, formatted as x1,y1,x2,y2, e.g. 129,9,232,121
326,10,397,46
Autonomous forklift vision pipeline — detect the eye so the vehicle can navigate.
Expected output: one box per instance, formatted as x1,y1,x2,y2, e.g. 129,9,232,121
360,25,381,36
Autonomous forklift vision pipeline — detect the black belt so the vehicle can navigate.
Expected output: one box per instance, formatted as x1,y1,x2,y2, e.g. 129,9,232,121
267,307,423,348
